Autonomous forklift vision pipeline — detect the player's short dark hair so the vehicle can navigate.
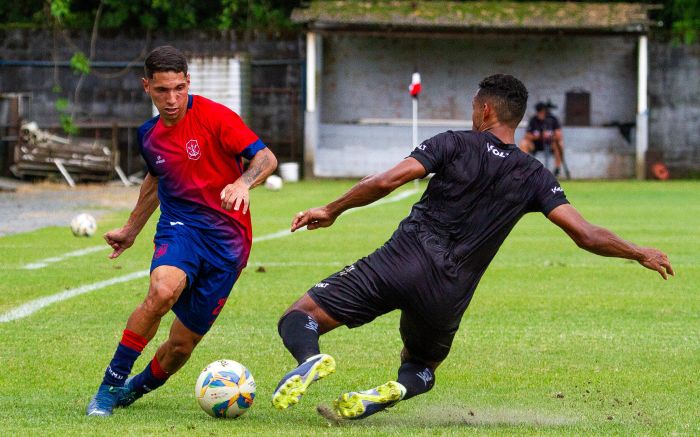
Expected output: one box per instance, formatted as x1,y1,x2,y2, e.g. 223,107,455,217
144,46,188,79
477,74,528,128
535,102,548,112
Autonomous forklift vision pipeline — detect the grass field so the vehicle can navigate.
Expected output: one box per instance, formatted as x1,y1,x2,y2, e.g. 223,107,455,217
0,180,698,436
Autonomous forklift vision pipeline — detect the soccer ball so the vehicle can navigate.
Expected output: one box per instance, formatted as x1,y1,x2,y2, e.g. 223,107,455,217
70,213,97,237
264,175,283,191
195,359,256,418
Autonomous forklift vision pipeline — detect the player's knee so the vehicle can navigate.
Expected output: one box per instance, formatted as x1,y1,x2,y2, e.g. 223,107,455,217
277,309,313,337
166,338,196,362
144,282,179,315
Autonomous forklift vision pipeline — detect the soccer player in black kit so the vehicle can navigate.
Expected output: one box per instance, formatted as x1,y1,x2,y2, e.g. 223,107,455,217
271,74,674,420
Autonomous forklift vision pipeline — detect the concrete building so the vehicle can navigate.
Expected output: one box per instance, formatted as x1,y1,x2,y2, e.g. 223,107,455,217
293,1,655,179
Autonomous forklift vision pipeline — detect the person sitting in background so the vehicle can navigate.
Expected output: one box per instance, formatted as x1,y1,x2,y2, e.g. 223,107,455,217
519,101,564,176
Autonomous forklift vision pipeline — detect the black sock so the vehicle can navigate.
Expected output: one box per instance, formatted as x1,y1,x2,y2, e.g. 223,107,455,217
397,361,435,400
278,310,321,364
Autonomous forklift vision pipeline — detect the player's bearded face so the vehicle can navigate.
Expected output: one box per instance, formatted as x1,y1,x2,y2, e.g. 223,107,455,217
143,71,190,125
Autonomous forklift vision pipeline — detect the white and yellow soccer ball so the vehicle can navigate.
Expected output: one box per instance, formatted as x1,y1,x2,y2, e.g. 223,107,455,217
70,213,97,237
264,175,283,191
195,359,256,418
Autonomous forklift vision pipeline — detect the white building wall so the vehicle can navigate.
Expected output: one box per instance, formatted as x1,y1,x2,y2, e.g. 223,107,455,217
315,33,638,178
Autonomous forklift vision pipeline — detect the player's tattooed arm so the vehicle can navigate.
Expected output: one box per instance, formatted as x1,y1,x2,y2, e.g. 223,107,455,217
548,204,674,280
291,157,426,232
221,147,277,214
104,173,160,259
242,151,272,187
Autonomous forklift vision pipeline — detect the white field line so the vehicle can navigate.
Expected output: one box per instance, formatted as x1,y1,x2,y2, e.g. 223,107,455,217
22,245,108,270
249,261,343,267
252,188,419,243
2,188,420,323
0,270,149,323
19,188,420,268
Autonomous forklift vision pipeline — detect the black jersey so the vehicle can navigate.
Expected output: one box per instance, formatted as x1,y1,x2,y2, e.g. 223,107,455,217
306,130,569,360
527,115,560,152
406,130,568,274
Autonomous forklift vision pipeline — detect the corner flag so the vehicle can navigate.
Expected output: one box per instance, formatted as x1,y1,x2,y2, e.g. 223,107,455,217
409,72,421,98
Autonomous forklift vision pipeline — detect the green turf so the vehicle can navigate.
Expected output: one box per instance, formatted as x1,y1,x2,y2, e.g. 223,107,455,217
0,180,697,436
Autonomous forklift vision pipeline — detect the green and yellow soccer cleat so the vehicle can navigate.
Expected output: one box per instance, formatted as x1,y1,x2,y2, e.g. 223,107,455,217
272,354,336,410
333,381,407,420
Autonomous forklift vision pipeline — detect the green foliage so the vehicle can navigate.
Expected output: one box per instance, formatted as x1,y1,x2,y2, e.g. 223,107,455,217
54,97,77,135
670,0,700,44
69,51,90,75
49,0,71,20
11,1,697,41
219,0,240,30
54,97,70,112
1,0,300,32
59,113,78,135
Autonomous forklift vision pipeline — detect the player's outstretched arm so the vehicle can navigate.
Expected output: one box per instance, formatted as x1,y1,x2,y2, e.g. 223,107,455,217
291,157,426,232
104,173,160,259
547,204,674,279
221,147,278,214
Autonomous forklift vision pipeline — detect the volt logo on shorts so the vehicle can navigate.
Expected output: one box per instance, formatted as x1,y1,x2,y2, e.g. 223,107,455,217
153,243,169,260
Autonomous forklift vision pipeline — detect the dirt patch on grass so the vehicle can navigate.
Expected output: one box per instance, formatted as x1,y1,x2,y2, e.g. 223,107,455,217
0,181,140,236
363,404,578,429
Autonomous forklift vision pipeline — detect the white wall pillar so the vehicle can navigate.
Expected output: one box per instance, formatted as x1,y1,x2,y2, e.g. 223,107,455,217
304,31,322,177
636,35,649,180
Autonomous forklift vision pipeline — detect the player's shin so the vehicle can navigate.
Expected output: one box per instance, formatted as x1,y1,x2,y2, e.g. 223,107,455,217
278,310,321,364
102,329,149,387
397,360,435,400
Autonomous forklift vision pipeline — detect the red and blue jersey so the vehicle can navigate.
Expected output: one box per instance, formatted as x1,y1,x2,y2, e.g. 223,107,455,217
137,95,266,271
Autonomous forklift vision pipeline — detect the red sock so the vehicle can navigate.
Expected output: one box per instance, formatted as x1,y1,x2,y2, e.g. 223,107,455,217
120,329,148,353
149,356,170,380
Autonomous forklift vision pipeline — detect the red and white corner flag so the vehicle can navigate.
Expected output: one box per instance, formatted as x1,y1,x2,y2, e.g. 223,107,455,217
409,72,421,98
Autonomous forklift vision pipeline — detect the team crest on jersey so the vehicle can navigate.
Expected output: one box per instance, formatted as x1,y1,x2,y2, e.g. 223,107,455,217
185,139,201,160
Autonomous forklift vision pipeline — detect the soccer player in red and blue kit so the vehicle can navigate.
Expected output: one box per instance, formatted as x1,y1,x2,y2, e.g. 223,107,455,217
86,46,277,417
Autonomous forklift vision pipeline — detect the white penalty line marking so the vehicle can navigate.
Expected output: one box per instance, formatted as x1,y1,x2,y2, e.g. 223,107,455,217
249,261,343,267
3,188,420,323
0,271,149,323
253,188,418,242
22,245,108,270
20,188,420,268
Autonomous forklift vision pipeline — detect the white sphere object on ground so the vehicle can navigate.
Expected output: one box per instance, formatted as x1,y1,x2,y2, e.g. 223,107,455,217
264,175,283,191
195,359,256,418
70,213,97,237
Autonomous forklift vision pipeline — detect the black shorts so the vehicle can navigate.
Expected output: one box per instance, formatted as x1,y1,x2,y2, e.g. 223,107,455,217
308,226,478,363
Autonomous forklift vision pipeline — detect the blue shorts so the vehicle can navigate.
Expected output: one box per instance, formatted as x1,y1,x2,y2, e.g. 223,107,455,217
151,224,241,336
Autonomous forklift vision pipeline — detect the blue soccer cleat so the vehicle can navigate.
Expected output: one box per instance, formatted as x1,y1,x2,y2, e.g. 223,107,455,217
115,376,142,408
86,383,128,417
272,353,336,410
333,381,406,420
